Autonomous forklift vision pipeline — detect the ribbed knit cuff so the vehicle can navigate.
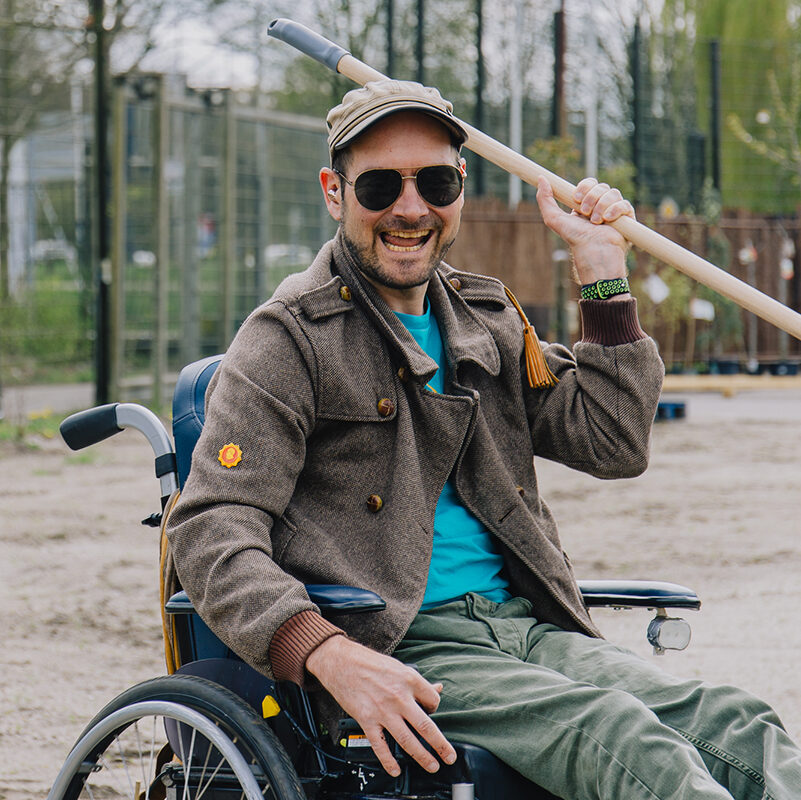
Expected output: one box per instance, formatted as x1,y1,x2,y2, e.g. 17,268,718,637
269,610,345,686
579,298,647,345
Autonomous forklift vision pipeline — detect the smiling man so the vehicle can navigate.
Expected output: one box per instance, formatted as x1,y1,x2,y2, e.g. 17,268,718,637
167,80,801,799
322,108,465,311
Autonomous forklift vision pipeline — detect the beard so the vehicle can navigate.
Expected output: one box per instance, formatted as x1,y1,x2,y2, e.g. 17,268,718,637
341,208,458,291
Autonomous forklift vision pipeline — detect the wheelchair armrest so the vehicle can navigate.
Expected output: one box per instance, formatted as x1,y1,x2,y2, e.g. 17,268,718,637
305,584,387,614
166,586,387,617
577,580,701,610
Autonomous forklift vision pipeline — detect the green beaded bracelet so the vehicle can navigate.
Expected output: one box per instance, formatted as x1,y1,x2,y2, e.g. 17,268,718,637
580,276,630,300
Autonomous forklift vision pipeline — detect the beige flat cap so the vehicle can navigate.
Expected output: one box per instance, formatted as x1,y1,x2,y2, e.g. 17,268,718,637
326,79,467,156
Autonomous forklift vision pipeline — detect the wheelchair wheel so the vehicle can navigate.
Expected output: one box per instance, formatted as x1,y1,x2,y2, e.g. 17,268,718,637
48,674,305,800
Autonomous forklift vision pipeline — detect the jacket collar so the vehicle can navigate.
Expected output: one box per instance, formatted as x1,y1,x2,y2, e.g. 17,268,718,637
330,231,501,382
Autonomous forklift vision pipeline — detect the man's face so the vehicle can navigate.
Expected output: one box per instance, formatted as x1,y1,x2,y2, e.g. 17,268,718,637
324,112,465,296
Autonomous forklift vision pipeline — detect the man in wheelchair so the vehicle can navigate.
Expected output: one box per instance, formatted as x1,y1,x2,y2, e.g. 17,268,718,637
166,80,801,799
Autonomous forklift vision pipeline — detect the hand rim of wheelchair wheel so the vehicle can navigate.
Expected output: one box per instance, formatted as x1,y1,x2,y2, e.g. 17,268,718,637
49,701,262,800
47,674,305,800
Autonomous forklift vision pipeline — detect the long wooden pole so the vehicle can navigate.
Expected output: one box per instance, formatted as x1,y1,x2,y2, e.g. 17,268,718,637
268,19,801,341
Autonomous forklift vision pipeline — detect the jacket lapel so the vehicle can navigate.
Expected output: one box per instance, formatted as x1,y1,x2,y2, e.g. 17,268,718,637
331,232,501,385
426,271,501,380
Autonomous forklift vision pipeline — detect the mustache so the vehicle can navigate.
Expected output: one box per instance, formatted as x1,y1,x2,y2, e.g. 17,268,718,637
376,216,443,234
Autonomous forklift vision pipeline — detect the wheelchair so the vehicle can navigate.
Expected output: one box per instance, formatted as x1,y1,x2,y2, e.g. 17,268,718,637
50,354,702,800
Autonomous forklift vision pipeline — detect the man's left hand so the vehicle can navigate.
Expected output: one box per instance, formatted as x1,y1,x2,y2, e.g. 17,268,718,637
536,176,635,289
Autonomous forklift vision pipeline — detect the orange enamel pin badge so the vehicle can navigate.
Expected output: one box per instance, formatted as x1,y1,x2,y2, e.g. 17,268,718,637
218,443,243,468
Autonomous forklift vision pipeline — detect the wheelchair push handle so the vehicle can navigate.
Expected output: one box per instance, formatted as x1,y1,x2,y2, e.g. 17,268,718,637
60,402,179,502
60,403,123,451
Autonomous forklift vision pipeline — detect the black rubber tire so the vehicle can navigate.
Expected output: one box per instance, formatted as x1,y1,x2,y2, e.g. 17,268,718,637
55,673,305,800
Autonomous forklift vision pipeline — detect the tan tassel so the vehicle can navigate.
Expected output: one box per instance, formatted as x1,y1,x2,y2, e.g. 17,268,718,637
504,287,559,389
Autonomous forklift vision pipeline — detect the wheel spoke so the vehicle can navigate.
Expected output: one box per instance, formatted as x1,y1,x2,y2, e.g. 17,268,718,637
133,718,150,795
182,727,197,800
175,720,189,800
193,752,227,800
193,726,215,798
97,749,128,796
115,729,137,797
144,715,157,800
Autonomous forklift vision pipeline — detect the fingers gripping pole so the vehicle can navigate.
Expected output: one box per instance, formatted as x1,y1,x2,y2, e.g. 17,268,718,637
268,18,801,341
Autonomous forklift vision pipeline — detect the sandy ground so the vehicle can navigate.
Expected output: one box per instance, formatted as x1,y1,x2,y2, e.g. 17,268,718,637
1,388,800,798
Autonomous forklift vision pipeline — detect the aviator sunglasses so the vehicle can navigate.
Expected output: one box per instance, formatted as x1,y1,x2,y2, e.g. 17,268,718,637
334,163,465,212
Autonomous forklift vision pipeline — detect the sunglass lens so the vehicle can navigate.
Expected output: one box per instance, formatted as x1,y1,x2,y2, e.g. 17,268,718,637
353,169,403,211
417,165,463,206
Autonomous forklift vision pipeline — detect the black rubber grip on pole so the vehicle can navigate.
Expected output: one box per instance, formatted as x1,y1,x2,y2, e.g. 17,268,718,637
267,18,349,72
60,403,122,451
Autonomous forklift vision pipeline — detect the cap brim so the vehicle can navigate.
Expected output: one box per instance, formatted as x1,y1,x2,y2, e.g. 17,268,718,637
331,102,467,153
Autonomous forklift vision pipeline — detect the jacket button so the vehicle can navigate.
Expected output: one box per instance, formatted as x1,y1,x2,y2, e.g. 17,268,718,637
367,494,383,513
340,285,352,301
516,486,526,497
449,277,462,291
377,397,395,416
397,366,409,382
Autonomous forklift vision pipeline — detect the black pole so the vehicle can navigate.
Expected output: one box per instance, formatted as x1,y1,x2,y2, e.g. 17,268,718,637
92,0,110,404
551,5,566,138
630,16,642,204
552,2,567,343
473,0,485,195
386,0,394,76
709,39,722,192
416,0,424,84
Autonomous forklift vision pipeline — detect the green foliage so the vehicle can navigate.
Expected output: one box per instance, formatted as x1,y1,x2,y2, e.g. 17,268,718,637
627,2,695,209
526,137,583,185
269,55,353,119
726,65,801,202
660,270,694,328
699,177,723,225
598,163,637,204
695,281,744,358
0,408,65,445
1,274,93,384
698,226,743,355
526,136,636,200
694,0,801,212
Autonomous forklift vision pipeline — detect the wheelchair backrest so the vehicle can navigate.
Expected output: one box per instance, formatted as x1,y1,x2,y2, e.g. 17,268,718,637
172,354,223,489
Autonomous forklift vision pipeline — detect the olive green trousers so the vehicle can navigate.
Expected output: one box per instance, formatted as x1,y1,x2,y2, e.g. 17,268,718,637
394,594,801,800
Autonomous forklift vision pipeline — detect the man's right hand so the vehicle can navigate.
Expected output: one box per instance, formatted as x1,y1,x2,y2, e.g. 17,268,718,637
305,634,457,777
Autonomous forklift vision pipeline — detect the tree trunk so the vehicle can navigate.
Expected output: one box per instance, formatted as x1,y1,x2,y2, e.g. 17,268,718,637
0,134,11,302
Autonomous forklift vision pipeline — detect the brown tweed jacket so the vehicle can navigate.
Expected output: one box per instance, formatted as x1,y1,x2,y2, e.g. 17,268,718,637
166,233,664,696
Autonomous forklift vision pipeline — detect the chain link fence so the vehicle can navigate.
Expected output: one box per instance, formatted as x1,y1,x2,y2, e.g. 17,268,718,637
1,68,336,414
0,15,93,419
107,74,334,406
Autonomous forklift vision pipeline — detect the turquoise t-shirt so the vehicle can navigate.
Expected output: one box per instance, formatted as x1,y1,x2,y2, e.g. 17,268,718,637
395,304,511,609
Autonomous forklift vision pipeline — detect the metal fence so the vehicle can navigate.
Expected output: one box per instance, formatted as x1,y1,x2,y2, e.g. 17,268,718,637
0,12,95,407
108,74,334,406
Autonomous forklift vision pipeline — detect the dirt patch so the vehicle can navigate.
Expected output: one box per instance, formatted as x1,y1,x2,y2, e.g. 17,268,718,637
1,390,800,797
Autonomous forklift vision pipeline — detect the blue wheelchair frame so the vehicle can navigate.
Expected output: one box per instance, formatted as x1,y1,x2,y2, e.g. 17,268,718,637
57,355,701,800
